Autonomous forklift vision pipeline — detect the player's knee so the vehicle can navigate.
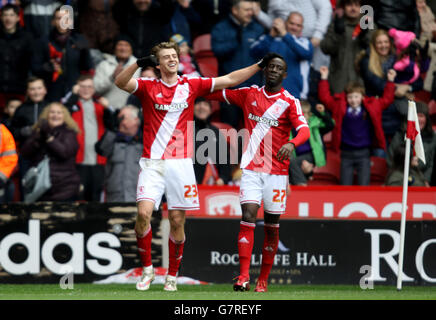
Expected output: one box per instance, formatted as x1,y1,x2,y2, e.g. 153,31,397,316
169,211,185,229
242,209,257,224
137,207,153,224
264,212,280,225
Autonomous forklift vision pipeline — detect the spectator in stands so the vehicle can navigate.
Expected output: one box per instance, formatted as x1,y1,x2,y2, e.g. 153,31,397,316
389,28,429,86
424,46,436,97
211,0,264,128
77,0,120,54
358,29,402,149
193,98,231,185
386,102,436,186
0,123,18,203
318,66,396,185
289,101,335,185
10,77,49,200
250,11,313,99
190,0,233,36
22,0,61,39
20,102,81,201
64,75,112,202
11,77,49,146
416,0,436,43
169,0,202,46
0,4,33,109
320,0,372,94
32,6,94,101
387,28,429,119
253,0,332,70
385,142,427,186
94,35,140,110
169,33,201,77
1,98,21,131
113,0,175,58
363,0,421,37
95,105,143,202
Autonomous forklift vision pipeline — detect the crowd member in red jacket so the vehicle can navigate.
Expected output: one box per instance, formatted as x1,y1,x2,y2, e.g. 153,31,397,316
318,66,396,185
64,75,113,201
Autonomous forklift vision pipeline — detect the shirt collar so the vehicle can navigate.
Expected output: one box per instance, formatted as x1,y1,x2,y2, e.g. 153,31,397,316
348,106,362,114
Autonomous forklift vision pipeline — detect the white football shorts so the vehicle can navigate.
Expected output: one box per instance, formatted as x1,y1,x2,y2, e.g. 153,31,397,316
239,169,289,214
136,158,200,211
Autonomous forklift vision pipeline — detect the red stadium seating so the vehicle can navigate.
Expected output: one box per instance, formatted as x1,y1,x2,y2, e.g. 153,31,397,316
414,90,431,104
370,156,388,185
193,34,218,78
308,150,341,185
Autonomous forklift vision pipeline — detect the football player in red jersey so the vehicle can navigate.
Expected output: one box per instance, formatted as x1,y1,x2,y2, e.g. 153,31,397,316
206,54,310,292
115,41,278,292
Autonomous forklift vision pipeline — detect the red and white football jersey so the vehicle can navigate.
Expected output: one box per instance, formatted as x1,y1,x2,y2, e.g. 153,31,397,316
133,76,215,159
209,86,309,175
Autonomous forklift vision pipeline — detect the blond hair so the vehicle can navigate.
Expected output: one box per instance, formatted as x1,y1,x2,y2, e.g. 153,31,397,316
368,29,394,78
150,41,180,62
35,102,80,133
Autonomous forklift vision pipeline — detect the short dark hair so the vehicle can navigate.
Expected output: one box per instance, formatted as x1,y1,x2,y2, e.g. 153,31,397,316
26,76,46,88
339,0,361,9
1,4,20,16
53,5,63,17
232,0,255,8
77,74,94,83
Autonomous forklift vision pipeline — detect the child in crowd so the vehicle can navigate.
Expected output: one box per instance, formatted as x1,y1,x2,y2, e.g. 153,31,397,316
388,28,429,85
289,101,335,185
169,33,201,77
318,66,396,185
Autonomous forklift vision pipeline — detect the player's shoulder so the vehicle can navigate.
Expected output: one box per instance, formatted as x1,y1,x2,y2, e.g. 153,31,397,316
281,89,296,100
137,77,160,83
281,90,301,105
235,84,261,93
181,74,211,83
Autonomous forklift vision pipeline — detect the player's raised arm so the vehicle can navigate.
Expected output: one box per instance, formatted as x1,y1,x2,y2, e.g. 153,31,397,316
115,55,157,93
114,62,139,93
213,52,282,91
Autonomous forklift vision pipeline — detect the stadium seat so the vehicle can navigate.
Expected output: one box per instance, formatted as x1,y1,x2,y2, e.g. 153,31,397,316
370,156,388,185
193,34,218,78
414,90,431,104
193,34,212,54
429,100,436,125
308,150,341,185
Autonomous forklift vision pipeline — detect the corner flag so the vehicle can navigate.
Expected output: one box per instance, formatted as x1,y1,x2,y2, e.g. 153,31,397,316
397,100,427,290
406,101,426,164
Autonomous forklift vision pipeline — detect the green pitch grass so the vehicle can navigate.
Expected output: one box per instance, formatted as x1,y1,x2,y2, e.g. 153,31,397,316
0,284,435,300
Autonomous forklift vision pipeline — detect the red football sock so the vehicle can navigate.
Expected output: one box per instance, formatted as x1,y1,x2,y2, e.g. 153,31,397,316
136,226,152,268
237,221,256,279
259,223,279,281
168,234,185,277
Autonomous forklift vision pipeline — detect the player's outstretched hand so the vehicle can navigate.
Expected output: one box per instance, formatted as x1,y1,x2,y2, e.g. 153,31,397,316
137,55,158,68
257,52,282,69
277,142,295,163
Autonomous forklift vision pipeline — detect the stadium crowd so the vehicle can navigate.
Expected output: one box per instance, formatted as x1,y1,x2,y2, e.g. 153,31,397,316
1,0,436,204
